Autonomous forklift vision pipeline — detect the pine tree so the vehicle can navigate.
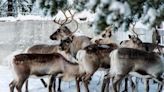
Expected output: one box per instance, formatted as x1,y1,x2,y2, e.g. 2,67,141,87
75,0,164,32
1,0,32,16
30,0,164,32
7,0,13,16
15,0,32,14
30,0,68,16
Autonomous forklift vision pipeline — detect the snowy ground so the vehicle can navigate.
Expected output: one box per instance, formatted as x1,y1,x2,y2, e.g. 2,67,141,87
0,65,163,92
0,65,105,92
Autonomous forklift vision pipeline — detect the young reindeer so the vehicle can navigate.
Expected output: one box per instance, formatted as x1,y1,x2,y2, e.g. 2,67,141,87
9,52,90,92
103,48,164,92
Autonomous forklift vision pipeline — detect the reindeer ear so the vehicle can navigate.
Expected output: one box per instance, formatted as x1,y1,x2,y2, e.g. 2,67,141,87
95,40,100,44
68,36,74,41
120,41,123,45
71,35,74,40
128,35,132,39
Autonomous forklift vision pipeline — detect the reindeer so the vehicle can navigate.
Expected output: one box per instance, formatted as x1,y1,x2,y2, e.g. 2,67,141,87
50,10,92,58
102,48,164,92
9,52,90,92
59,36,119,90
77,44,118,80
26,43,82,92
120,22,164,53
119,34,164,92
60,35,92,58
120,34,164,53
24,10,79,92
91,26,118,45
24,44,60,92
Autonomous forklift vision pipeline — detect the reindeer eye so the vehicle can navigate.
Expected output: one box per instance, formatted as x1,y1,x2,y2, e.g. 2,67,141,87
102,34,106,37
133,40,137,43
58,29,61,32
64,26,67,29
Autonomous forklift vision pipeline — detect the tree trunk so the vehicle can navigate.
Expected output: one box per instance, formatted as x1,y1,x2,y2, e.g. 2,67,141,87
7,0,13,16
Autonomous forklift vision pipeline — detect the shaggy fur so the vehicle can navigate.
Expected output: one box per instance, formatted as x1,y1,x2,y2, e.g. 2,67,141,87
14,53,78,65
118,48,159,63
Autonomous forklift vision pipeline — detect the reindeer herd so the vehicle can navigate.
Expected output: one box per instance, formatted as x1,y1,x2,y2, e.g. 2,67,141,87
9,10,164,92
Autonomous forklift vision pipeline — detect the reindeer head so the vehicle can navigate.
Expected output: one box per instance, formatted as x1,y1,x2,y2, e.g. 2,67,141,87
50,10,78,40
101,26,112,38
94,26,113,44
59,36,74,51
50,26,72,40
120,35,143,49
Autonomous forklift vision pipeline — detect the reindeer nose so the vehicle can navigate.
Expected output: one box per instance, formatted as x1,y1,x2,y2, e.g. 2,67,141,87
50,36,57,40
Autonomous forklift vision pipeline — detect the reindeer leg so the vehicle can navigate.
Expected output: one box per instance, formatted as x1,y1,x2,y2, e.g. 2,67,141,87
83,80,89,92
157,83,163,92
75,77,80,92
40,78,47,87
144,79,149,92
113,75,125,92
101,74,110,92
130,77,135,92
16,77,28,92
134,77,139,92
25,80,28,92
123,77,128,92
105,79,110,92
57,78,62,92
9,80,16,92
49,75,55,92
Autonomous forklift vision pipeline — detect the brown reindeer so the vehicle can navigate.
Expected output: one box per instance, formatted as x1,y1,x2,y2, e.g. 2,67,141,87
103,48,164,92
25,10,79,92
119,35,164,92
50,10,92,58
9,52,89,92
60,35,92,58
25,44,60,92
60,37,119,90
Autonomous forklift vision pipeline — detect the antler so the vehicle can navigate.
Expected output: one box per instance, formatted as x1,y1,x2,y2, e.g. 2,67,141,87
53,10,74,26
68,12,79,36
131,22,139,37
131,22,145,37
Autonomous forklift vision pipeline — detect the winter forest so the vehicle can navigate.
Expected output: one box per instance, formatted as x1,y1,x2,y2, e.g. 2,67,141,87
0,0,164,92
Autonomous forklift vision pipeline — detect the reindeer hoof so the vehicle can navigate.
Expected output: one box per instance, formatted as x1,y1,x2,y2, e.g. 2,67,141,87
122,91,127,92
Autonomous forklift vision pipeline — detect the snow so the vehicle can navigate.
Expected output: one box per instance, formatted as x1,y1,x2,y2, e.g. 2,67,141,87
0,10,95,24
0,65,105,92
109,1,125,15
0,65,163,92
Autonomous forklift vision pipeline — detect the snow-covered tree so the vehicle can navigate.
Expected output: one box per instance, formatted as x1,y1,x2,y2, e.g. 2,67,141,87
0,0,32,16
75,0,164,32
31,0,164,32
15,0,32,14
30,0,69,16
